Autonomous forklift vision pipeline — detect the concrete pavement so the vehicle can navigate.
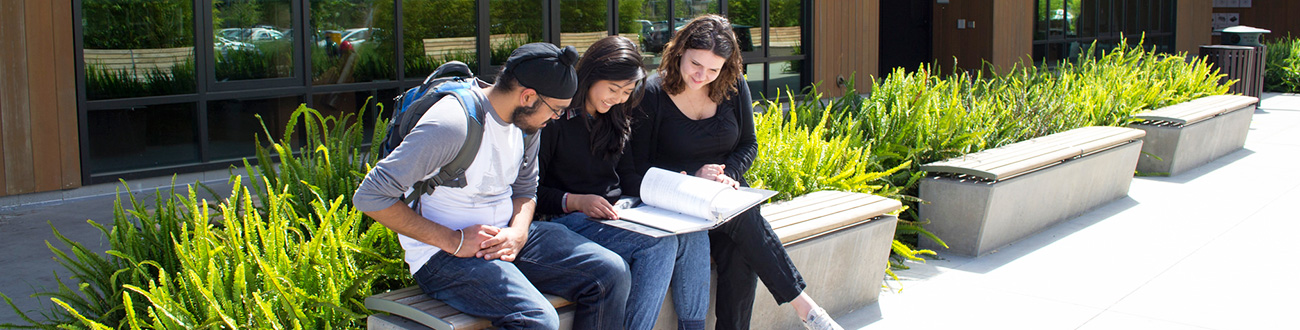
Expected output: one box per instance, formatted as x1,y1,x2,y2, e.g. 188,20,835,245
839,93,1300,329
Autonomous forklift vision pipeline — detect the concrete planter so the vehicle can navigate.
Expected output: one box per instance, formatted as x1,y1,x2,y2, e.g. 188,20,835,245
1129,96,1257,176
918,141,1142,257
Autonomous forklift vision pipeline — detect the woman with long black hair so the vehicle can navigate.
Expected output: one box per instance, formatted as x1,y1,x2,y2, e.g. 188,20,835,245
537,35,710,330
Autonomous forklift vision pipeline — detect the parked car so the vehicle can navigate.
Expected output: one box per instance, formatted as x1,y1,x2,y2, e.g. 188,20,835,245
214,35,256,57
245,28,285,42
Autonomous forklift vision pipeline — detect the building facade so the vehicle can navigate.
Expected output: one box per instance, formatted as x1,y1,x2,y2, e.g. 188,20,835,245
0,0,1291,198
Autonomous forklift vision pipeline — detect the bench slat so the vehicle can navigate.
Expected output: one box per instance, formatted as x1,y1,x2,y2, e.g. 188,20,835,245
928,127,1122,171
368,286,574,330
761,191,857,220
960,128,1137,177
920,126,1145,180
1139,97,1238,122
1136,95,1257,125
773,198,901,245
765,193,891,229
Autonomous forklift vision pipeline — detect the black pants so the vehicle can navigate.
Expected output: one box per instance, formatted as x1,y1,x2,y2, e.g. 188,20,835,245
708,206,807,330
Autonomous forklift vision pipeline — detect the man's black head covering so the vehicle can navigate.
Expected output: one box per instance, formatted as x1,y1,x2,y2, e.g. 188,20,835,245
506,43,579,99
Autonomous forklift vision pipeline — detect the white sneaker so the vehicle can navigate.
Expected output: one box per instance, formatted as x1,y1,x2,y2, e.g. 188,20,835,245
803,307,845,330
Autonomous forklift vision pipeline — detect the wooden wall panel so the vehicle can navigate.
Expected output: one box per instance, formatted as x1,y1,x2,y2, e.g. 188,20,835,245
1212,1,1300,44
991,0,1032,73
1177,0,1212,56
54,0,79,189
812,0,878,97
933,0,994,73
0,0,80,197
1,0,35,195
25,0,61,192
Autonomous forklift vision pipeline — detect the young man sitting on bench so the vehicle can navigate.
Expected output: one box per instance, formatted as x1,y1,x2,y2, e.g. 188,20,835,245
353,43,631,330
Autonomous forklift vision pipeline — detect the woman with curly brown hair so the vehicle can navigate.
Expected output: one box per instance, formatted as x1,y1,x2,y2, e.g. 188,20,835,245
620,14,845,330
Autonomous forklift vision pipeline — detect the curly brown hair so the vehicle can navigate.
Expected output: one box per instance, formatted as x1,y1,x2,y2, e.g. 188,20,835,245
658,14,745,103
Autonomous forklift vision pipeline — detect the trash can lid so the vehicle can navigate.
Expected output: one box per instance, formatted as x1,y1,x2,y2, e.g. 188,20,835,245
1220,25,1271,34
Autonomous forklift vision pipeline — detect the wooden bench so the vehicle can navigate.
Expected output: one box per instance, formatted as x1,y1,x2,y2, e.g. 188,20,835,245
422,34,526,58
366,191,901,330
83,47,193,79
1128,95,1258,176
918,126,1146,257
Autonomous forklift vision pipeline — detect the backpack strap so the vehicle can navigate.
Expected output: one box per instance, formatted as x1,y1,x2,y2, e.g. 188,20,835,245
402,81,486,206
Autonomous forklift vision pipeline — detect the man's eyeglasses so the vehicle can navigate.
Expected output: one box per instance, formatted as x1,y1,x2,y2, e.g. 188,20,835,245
537,97,564,118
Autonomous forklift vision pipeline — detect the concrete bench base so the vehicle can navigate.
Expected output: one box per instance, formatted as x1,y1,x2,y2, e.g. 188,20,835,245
1130,103,1254,176
919,141,1142,257
367,307,575,330
650,213,899,330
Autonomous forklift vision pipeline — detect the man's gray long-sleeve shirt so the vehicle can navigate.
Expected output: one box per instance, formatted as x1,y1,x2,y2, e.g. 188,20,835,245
352,85,540,273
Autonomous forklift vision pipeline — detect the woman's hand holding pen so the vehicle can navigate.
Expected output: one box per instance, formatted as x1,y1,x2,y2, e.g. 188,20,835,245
695,164,740,189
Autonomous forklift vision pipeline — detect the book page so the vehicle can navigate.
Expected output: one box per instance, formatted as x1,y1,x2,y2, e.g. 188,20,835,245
710,188,771,219
639,168,729,220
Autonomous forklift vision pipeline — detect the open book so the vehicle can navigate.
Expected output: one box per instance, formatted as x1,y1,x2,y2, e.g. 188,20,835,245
593,167,777,237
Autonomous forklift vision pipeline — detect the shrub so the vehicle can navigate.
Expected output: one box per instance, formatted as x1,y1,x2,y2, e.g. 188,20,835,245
2,104,406,329
1265,36,1300,93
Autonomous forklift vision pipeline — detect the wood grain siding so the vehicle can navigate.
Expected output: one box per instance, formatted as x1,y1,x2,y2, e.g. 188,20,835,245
1177,0,1212,56
1211,1,1300,45
933,0,994,73
26,0,60,192
1,0,35,195
0,0,80,197
992,0,1032,74
813,0,879,97
54,0,78,189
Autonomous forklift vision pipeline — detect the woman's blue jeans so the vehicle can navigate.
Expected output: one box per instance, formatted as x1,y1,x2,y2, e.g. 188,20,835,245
553,212,711,330
413,221,631,330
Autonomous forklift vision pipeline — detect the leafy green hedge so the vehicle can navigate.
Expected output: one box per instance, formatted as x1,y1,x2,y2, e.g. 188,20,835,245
2,104,407,329
1265,36,1300,93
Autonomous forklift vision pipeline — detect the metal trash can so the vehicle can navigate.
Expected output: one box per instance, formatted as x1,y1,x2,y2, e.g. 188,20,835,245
1216,25,1271,100
1200,45,1258,97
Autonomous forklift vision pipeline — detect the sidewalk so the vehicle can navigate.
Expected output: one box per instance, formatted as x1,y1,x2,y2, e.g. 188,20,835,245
2,94,1298,328
840,93,1300,329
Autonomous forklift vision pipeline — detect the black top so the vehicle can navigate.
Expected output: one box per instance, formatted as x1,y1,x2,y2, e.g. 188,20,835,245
537,109,630,216
620,73,757,197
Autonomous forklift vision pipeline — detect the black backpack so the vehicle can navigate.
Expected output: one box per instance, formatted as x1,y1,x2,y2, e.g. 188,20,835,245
380,61,485,206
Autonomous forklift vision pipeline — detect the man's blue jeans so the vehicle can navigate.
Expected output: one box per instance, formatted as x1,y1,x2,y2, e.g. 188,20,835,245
413,221,631,330
553,212,711,330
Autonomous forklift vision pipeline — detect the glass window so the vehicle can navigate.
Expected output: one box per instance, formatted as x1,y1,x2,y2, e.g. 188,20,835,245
674,0,718,21
213,0,295,81
490,0,545,66
207,96,302,161
744,63,764,99
561,0,609,55
82,0,195,100
403,0,477,79
729,0,761,54
86,104,199,174
311,89,397,143
310,0,396,85
627,0,669,67
768,59,802,98
768,0,802,57
1034,0,1172,67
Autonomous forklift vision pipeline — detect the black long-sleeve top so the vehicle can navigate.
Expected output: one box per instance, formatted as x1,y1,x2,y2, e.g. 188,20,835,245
620,73,758,197
536,109,630,216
